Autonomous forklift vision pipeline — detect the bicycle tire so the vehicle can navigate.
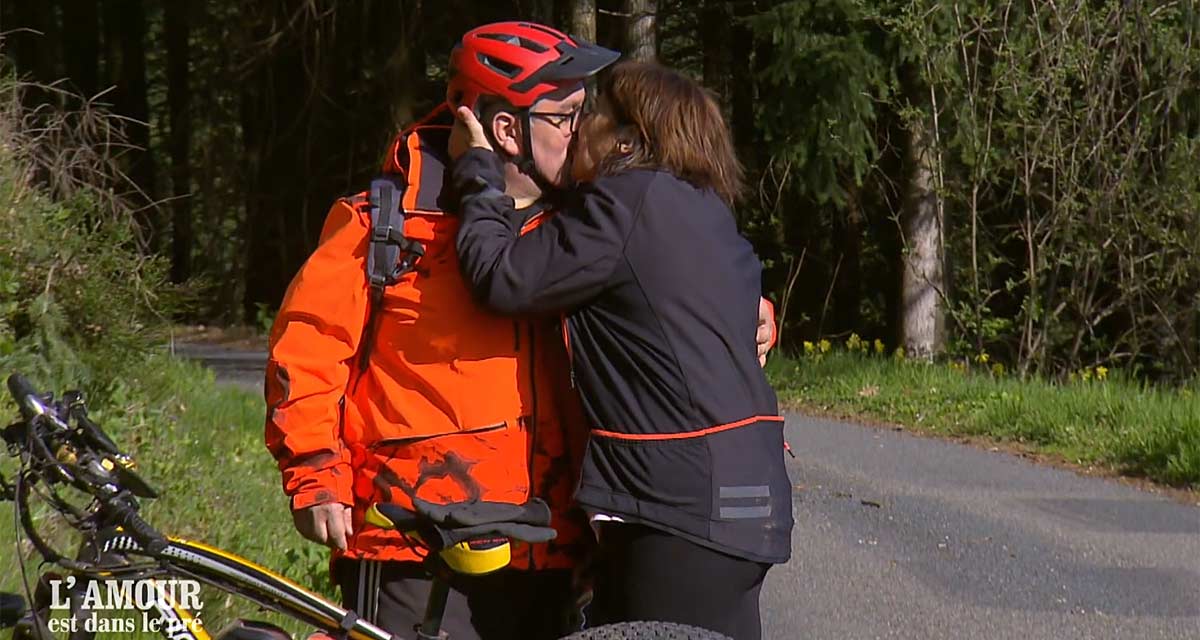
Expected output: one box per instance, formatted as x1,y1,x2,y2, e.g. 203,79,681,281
562,621,732,640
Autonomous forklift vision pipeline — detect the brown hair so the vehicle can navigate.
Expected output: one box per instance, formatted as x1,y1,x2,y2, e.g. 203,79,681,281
597,62,744,206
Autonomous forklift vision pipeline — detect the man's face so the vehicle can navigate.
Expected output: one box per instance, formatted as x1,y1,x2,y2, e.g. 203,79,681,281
525,87,586,188
571,94,619,184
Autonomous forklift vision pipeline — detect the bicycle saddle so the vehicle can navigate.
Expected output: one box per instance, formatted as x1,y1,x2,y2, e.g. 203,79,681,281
364,497,557,575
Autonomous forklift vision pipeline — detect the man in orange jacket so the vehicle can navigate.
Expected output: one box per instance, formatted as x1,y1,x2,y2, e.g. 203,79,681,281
264,21,776,640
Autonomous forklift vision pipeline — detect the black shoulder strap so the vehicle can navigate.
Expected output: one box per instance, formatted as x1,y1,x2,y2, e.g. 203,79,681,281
366,175,424,292
357,176,425,374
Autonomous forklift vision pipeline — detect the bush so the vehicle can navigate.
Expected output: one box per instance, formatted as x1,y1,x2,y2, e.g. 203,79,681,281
0,74,325,633
0,72,181,399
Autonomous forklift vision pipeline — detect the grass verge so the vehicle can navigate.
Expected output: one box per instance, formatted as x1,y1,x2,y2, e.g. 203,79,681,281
0,354,333,638
766,349,1200,491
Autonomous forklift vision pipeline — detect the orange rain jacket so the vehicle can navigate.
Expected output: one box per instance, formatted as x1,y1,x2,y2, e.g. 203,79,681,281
264,111,590,570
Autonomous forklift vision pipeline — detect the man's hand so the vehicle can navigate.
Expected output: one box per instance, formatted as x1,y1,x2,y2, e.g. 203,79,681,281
293,503,354,551
756,297,776,367
449,106,494,160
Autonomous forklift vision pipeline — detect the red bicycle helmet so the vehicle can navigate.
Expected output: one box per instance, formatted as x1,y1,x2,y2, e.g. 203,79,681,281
447,21,619,110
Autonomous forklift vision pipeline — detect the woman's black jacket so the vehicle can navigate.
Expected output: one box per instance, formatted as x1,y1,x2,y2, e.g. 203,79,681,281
452,148,792,564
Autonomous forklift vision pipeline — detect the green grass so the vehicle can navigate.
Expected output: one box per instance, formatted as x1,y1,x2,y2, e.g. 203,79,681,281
766,348,1200,489
0,354,335,638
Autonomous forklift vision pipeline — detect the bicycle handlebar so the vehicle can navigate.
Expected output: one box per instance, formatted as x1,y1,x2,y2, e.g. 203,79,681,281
7,374,39,418
105,496,168,555
4,372,167,562
7,374,68,432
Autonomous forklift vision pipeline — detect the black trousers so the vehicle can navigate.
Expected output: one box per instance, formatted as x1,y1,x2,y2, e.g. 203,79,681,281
333,558,578,640
588,524,770,640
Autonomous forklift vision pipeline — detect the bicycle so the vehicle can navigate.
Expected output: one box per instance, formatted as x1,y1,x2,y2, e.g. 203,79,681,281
0,373,729,640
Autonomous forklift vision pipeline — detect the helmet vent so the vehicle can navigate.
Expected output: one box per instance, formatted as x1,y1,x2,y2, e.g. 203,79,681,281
477,53,521,79
520,23,568,40
478,32,549,53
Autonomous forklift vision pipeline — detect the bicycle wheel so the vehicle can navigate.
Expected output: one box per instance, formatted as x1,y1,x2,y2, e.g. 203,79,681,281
562,621,732,640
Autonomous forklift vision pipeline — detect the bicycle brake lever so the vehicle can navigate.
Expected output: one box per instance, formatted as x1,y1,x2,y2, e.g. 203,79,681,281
2,421,27,452
64,392,121,456
62,392,158,498
110,460,158,499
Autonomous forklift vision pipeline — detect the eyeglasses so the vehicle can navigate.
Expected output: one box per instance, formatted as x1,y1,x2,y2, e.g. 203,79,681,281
528,107,583,134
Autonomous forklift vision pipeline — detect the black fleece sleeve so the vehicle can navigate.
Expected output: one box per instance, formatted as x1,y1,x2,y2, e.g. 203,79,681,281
452,147,636,315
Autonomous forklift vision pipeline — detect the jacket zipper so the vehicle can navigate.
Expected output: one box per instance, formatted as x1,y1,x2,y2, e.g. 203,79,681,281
526,320,538,569
370,422,507,449
561,314,576,389
521,209,547,233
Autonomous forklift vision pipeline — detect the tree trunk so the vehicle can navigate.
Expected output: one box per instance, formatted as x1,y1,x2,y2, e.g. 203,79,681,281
10,0,59,108
376,0,426,130
241,1,390,321
240,1,309,322
164,0,193,284
105,0,160,250
238,75,263,323
729,2,754,159
1192,305,1200,374
61,0,100,98
593,0,620,51
11,0,58,81
899,70,945,359
699,0,729,100
568,0,596,42
624,0,656,62
834,185,863,334
529,0,557,23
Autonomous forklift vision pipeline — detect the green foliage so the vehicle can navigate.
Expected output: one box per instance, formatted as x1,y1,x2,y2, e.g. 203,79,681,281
0,75,332,634
746,0,892,206
748,0,1200,378
281,543,338,599
253,302,277,336
907,0,1200,376
0,176,180,403
12,0,1198,379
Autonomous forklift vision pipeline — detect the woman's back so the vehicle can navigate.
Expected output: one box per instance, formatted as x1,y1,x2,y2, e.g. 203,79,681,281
566,168,777,434
552,167,792,565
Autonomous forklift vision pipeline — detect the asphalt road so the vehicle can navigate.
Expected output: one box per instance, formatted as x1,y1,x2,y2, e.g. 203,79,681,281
180,344,1200,640
173,342,268,392
766,416,1200,640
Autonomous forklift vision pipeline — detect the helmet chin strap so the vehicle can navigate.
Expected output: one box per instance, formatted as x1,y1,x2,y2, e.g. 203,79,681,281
514,110,563,198
487,109,570,203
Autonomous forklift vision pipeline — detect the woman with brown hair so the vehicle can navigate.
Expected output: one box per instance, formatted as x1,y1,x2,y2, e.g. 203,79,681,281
448,61,793,639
